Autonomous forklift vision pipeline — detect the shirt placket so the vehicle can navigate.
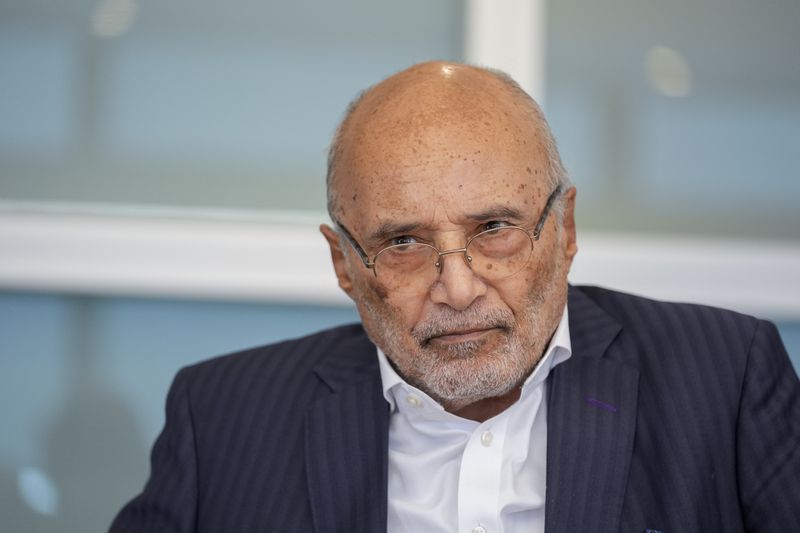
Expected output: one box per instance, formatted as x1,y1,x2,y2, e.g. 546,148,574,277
457,412,510,533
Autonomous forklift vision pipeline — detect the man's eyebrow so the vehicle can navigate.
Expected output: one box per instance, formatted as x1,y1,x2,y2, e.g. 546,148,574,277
365,205,528,243
367,221,424,244
466,205,527,222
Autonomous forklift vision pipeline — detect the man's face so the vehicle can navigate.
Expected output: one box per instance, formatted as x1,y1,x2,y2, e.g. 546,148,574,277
323,67,577,411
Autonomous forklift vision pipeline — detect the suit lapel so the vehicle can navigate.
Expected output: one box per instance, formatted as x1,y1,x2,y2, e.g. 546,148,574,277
305,335,389,533
545,287,639,533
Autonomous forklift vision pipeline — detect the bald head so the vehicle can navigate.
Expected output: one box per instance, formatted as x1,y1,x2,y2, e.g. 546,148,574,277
326,61,569,219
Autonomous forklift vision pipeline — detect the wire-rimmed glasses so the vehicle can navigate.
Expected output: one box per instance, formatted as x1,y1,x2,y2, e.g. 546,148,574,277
334,185,562,294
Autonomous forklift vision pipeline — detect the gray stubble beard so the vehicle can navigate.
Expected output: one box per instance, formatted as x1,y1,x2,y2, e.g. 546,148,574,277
358,251,568,411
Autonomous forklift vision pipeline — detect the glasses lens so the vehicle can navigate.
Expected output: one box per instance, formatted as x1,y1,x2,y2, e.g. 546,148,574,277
467,226,533,279
373,243,439,292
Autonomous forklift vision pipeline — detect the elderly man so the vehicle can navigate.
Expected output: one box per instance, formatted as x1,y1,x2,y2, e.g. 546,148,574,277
110,62,800,533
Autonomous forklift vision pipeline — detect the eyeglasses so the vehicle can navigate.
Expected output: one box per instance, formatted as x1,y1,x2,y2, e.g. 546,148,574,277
334,185,563,294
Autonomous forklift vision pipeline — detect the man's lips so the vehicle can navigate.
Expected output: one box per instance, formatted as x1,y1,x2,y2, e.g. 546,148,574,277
426,327,500,344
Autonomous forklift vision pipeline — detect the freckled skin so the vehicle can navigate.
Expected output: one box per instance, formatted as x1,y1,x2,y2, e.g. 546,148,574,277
321,62,577,421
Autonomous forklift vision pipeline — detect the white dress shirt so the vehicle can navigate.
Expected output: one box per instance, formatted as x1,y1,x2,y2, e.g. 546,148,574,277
377,306,571,533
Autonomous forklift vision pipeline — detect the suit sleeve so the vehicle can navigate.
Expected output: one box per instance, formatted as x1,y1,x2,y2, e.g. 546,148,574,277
736,320,800,532
109,368,198,533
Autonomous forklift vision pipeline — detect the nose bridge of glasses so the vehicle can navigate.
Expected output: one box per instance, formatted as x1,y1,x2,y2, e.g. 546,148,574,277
434,246,472,273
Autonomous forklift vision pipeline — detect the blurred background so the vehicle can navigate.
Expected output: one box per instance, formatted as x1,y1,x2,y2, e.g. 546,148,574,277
1,0,798,531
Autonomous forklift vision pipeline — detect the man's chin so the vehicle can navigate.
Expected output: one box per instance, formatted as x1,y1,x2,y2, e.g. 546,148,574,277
418,359,519,408
430,339,484,359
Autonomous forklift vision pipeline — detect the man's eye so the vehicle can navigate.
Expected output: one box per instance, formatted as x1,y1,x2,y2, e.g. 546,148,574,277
482,221,510,232
390,235,419,246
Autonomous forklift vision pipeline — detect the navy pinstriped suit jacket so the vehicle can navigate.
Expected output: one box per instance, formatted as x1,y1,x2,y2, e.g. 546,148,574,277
110,285,800,532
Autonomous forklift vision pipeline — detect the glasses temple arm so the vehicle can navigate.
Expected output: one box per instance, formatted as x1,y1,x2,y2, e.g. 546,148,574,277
333,220,374,268
532,184,564,238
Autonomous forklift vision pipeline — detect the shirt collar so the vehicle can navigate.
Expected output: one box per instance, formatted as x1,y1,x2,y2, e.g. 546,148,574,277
376,304,572,414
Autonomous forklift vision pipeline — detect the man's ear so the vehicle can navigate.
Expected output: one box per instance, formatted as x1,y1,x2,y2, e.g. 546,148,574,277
561,186,578,268
320,224,355,298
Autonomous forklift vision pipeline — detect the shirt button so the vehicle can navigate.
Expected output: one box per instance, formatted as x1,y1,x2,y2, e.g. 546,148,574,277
480,430,493,447
472,526,487,533
406,395,422,408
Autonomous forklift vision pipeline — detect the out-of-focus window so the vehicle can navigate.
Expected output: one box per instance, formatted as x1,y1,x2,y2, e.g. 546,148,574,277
0,291,360,532
0,0,464,212
545,0,800,240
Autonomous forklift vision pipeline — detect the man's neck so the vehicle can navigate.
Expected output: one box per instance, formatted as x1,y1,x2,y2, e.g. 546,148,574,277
447,387,523,422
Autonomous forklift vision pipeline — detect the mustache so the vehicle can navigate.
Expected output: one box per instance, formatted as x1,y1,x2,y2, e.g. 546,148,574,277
412,306,515,344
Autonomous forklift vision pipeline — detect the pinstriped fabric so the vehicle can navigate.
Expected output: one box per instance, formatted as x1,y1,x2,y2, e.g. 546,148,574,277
188,327,344,533
110,286,800,533
546,291,636,533
737,320,800,532
546,357,639,533
305,378,388,533
559,286,800,533
111,367,199,533
110,324,381,533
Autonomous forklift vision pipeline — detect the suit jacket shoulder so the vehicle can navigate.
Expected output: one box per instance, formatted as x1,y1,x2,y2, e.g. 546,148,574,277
110,323,383,533
179,322,375,406
553,285,800,533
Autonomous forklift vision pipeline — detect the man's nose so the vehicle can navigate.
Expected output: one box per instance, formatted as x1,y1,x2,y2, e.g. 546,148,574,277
429,250,487,310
